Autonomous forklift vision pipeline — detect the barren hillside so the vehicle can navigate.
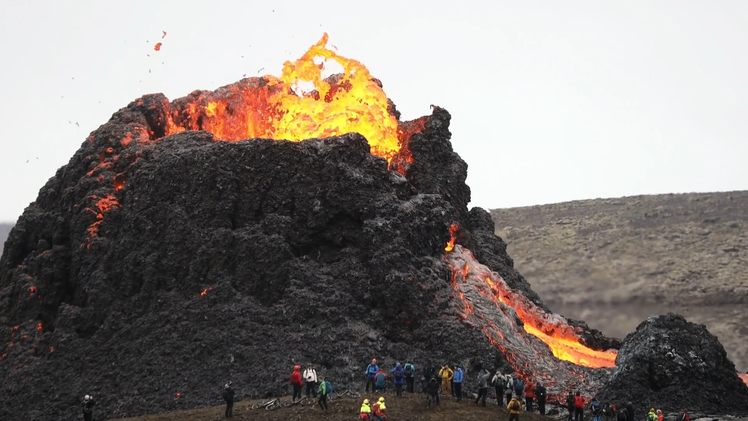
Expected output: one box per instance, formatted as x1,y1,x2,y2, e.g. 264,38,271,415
491,191,748,372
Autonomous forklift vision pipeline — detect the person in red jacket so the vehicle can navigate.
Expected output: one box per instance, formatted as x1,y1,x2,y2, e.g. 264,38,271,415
523,378,536,412
290,365,303,401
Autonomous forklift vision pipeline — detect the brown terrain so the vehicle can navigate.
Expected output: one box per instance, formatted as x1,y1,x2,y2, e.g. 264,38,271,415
490,191,748,373
111,393,545,421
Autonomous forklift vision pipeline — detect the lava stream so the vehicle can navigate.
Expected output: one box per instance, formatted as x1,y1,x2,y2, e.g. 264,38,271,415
446,243,617,378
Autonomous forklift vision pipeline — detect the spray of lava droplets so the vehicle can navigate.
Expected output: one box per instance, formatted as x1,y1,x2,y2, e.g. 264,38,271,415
164,33,402,162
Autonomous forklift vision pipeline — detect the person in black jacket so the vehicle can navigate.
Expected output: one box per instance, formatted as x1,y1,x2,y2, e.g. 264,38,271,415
223,382,235,418
624,402,634,421
426,377,440,408
536,382,547,415
82,395,95,421
566,392,576,421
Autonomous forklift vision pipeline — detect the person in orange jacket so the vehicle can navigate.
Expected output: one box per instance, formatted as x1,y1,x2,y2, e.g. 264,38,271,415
523,378,536,412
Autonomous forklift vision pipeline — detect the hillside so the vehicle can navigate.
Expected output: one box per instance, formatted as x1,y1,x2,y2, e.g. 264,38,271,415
490,191,748,372
0,223,12,255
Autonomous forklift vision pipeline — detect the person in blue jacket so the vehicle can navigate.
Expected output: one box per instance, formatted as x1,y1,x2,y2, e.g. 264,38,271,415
452,365,464,402
365,358,379,392
391,363,405,397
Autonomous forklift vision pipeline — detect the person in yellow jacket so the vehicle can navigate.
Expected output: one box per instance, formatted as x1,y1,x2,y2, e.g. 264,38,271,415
439,364,454,396
360,399,372,421
507,394,523,421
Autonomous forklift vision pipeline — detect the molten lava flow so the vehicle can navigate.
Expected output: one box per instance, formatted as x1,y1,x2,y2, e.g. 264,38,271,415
444,223,459,252
85,194,121,249
446,242,617,370
739,372,748,387
165,33,402,162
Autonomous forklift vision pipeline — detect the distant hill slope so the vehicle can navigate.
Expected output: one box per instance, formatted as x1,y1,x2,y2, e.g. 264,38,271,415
491,191,748,372
0,223,13,256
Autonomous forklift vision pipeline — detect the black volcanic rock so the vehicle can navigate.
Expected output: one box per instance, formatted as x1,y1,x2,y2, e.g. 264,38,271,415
0,82,611,421
597,313,748,416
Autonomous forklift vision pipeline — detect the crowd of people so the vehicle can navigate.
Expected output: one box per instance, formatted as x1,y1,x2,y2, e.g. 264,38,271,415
77,357,693,421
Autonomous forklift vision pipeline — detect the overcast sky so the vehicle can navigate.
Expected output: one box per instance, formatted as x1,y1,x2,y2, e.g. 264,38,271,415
0,1,746,222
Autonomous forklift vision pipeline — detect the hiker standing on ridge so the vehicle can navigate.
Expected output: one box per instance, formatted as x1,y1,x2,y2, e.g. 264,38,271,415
507,394,523,421
453,365,464,402
536,382,547,415
81,395,96,421
492,370,505,406
403,361,416,393
566,392,576,421
589,397,602,421
365,358,379,393
374,367,387,394
624,401,635,421
290,365,303,401
303,364,318,398
317,375,330,410
513,376,525,399
573,391,584,421
505,375,515,407
439,364,454,396
391,362,405,397
426,377,440,408
523,377,536,412
475,368,490,406
222,382,235,418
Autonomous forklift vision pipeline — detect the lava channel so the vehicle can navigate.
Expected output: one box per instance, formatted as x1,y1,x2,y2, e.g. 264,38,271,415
446,243,616,393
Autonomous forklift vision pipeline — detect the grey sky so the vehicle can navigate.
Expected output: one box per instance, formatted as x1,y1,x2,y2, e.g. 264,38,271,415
1,1,746,222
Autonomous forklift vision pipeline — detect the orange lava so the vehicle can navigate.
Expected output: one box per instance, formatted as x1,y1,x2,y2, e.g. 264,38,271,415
200,287,212,296
739,372,748,387
154,42,162,51
85,194,121,248
165,33,401,162
446,235,617,369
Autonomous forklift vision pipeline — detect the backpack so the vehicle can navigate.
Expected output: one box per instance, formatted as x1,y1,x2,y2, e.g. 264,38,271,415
394,369,403,381
506,378,513,390
591,400,601,414
511,400,521,411
677,412,689,421
514,378,525,391
324,380,332,394
404,364,414,377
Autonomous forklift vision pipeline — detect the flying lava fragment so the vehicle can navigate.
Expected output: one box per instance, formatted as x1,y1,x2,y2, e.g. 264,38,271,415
154,42,162,51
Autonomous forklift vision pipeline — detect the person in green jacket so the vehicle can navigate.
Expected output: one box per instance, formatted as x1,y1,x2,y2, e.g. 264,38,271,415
317,375,330,410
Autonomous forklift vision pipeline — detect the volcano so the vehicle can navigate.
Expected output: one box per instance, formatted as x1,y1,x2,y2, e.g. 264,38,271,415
0,34,744,420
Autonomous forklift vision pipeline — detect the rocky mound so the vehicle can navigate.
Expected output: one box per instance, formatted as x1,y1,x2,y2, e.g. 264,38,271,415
0,84,618,421
597,313,748,416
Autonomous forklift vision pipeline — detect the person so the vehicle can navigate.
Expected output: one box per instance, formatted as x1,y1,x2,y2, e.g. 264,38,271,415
602,404,613,421
566,392,576,421
536,382,547,415
573,391,584,421
475,368,490,406
676,410,690,421
624,401,634,421
303,364,318,398
656,409,664,421
391,363,405,397
404,361,416,393
365,359,379,393
616,407,628,421
647,408,657,421
523,377,536,412
453,365,464,402
360,398,372,421
513,376,525,398
317,375,330,410
492,370,505,405
290,365,303,401
82,395,96,421
374,368,387,393
589,396,602,421
372,396,387,421
222,382,235,418
426,377,440,408
505,376,515,407
439,364,454,396
507,394,523,421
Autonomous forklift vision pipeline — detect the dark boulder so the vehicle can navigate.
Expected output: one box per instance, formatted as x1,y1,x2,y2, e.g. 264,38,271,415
596,313,748,416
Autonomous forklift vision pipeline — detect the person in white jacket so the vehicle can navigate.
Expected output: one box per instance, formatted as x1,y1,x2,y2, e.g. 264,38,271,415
303,365,319,398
